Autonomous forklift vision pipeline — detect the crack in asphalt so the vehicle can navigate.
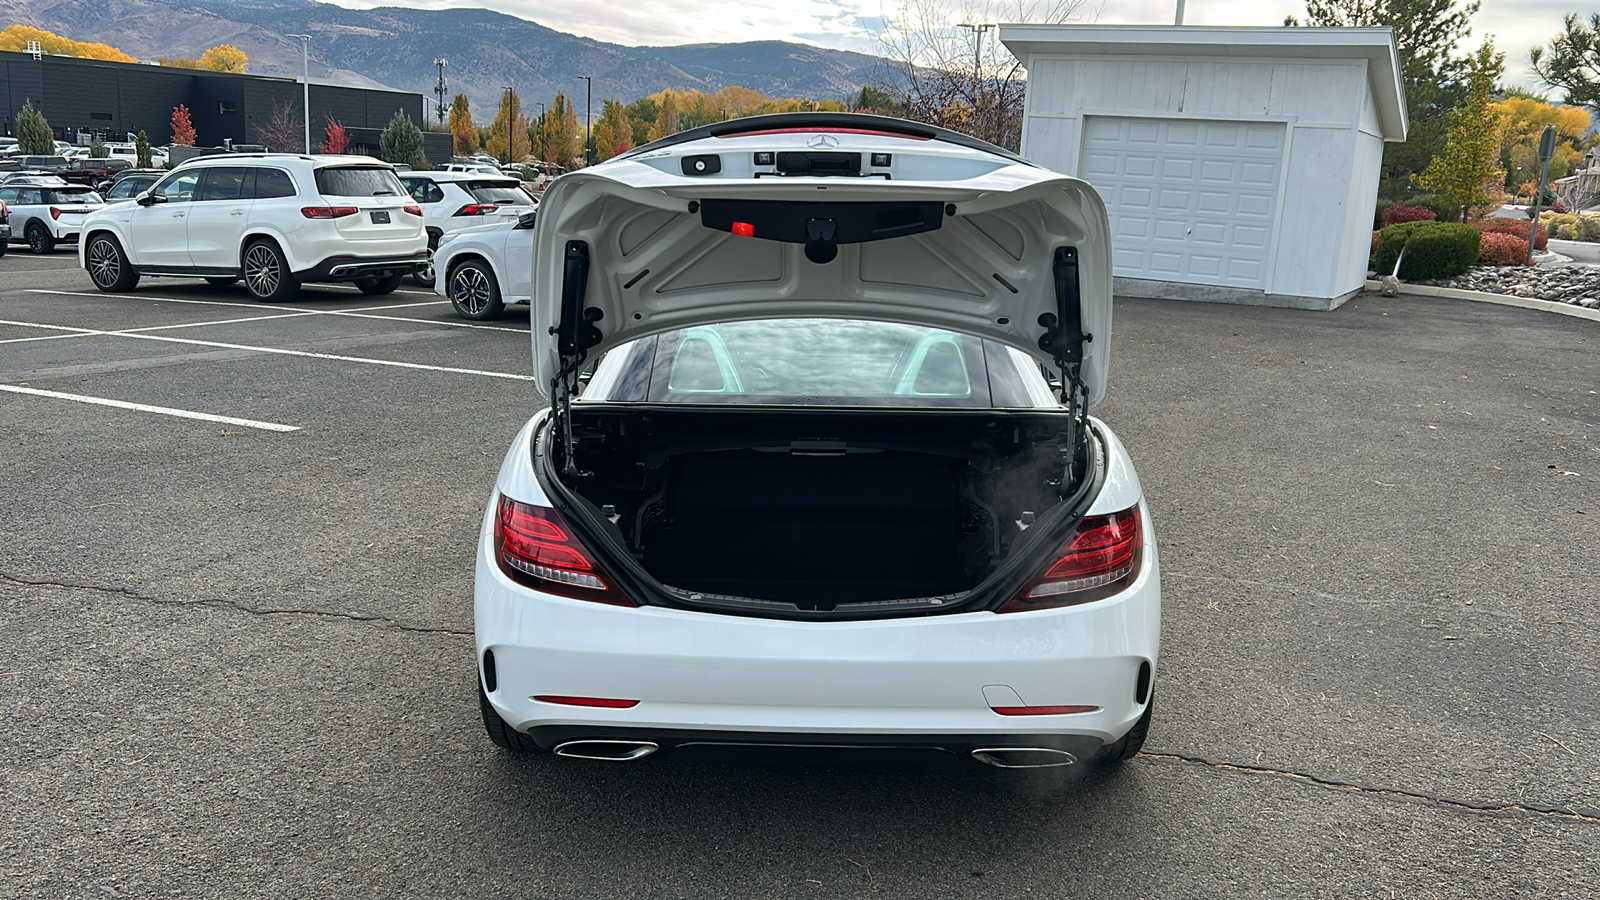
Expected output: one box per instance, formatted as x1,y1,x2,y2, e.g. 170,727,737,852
0,572,472,637
1141,751,1600,824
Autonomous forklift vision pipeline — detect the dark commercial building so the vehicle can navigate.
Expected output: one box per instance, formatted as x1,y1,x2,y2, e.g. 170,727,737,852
1,50,450,161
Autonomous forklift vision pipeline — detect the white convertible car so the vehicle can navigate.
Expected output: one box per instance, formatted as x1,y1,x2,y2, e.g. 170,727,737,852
474,113,1160,770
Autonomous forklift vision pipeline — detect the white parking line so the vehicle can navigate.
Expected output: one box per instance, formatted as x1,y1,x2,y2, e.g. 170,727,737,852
29,290,525,333
0,318,538,381
1,384,300,432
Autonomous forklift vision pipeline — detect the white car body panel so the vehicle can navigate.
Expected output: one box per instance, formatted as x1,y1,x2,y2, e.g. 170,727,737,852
432,215,536,306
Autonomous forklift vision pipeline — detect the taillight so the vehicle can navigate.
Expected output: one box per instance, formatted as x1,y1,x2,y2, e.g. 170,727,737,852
453,203,499,216
999,506,1142,613
49,206,61,220
402,203,422,216
493,496,634,606
300,206,360,219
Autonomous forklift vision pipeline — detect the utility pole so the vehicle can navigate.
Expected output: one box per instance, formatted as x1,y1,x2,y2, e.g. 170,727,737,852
286,34,311,153
578,76,592,167
433,58,448,127
956,23,993,141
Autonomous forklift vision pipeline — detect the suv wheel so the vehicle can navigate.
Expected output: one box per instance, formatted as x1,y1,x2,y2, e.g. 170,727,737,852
27,222,55,254
86,234,140,292
448,259,504,320
242,240,298,303
356,273,404,296
413,247,436,289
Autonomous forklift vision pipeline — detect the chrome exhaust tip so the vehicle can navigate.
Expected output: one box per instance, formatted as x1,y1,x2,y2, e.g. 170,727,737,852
970,747,1079,769
552,739,660,762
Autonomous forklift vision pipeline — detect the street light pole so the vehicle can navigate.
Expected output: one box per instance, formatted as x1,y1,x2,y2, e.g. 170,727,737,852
578,76,592,167
286,34,311,153
955,23,993,141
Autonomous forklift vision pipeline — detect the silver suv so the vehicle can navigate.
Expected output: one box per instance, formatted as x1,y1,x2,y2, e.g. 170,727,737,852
79,154,428,301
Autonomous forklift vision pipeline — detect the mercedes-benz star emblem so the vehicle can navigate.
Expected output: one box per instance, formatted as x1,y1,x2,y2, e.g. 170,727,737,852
806,134,840,150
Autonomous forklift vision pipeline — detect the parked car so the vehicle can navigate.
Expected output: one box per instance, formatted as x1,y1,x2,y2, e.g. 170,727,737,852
79,154,427,300
432,210,536,319
398,170,537,287
102,143,169,168
0,177,104,253
98,171,164,204
8,156,70,174
440,162,503,176
60,157,133,186
0,197,11,255
472,113,1158,771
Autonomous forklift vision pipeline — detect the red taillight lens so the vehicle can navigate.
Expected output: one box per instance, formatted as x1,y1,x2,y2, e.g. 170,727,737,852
300,206,360,219
493,496,635,605
454,204,499,216
49,206,61,220
999,506,1143,613
402,203,422,216
731,221,755,237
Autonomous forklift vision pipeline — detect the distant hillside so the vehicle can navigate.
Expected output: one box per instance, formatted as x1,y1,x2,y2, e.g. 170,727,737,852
0,0,882,117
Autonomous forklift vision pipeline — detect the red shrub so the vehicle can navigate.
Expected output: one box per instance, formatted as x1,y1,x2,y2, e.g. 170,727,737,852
1465,219,1548,251
1382,205,1436,227
1371,230,1381,256
1477,232,1530,266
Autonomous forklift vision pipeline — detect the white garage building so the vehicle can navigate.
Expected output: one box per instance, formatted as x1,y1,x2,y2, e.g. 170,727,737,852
1000,26,1408,310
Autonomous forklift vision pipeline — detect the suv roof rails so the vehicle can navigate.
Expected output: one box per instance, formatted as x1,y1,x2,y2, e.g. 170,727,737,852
613,112,1030,165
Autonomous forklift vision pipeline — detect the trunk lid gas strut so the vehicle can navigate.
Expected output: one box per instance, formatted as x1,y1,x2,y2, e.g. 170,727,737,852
1038,246,1094,485
551,239,602,478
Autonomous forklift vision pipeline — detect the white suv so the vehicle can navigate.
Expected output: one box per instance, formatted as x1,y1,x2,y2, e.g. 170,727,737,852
0,177,104,254
399,170,537,287
475,114,1159,771
432,210,537,319
79,154,427,301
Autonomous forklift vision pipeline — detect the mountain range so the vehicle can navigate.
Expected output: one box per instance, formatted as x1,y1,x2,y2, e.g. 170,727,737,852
1,0,887,118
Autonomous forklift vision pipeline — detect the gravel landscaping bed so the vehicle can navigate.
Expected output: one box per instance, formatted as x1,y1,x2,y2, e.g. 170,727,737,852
1431,264,1600,308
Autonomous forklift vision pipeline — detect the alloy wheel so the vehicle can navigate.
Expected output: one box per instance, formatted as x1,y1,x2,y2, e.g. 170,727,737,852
88,239,121,289
415,249,435,285
244,245,280,298
452,266,492,316
28,225,49,254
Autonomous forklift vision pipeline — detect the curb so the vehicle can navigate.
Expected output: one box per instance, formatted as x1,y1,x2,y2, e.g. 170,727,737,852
1363,279,1600,323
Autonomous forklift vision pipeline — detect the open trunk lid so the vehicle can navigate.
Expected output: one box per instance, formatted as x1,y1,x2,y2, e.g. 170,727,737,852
532,116,1113,410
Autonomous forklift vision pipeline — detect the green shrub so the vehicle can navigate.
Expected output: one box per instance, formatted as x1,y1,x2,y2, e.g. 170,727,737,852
1579,216,1600,243
1373,221,1481,280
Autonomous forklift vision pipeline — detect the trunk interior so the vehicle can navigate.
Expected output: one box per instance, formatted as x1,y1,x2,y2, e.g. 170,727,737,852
556,407,1082,609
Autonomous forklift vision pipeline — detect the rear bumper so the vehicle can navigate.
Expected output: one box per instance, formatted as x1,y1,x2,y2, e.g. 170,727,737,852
295,250,428,282
475,511,1161,748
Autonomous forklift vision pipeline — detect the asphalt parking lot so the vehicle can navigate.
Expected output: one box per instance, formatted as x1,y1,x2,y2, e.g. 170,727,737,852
2,248,1597,898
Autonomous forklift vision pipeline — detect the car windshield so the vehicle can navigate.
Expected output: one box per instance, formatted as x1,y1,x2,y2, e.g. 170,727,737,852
467,182,531,205
600,319,1041,409
314,166,405,197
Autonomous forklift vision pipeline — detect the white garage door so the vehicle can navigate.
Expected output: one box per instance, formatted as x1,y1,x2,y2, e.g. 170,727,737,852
1080,117,1285,290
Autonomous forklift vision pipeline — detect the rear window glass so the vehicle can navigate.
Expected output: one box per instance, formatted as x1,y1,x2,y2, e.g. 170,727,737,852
314,166,405,197
467,182,531,205
254,168,297,199
51,187,102,204
635,319,1003,408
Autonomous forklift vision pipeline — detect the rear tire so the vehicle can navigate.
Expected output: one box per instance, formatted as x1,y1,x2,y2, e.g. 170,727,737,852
241,239,298,303
27,222,55,255
0,239,8,257
356,273,404,296
205,276,240,286
479,682,541,753
1096,697,1152,766
413,244,436,289
85,234,140,292
448,259,504,320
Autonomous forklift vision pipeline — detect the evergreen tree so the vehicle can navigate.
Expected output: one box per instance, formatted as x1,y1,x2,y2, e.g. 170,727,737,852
89,135,105,158
1418,42,1507,219
1531,13,1600,114
378,110,427,169
135,130,151,168
17,101,52,154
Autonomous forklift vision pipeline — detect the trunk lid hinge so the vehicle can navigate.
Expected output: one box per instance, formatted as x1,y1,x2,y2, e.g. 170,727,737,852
549,239,601,478
1039,246,1093,482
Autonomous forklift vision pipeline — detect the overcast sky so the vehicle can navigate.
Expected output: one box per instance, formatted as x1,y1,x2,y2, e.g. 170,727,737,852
326,0,1564,92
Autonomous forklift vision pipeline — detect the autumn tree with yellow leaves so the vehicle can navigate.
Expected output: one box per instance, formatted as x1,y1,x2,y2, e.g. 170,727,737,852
0,25,134,62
